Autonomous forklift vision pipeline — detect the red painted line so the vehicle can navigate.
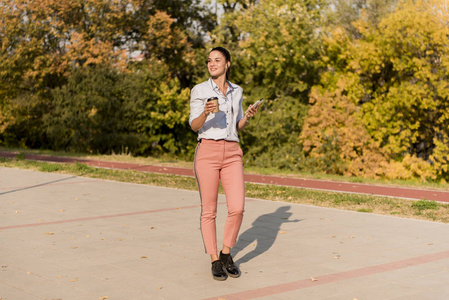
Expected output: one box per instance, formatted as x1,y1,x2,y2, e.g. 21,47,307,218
0,180,94,191
0,200,259,230
2,152,448,202
244,174,449,203
204,250,449,300
0,204,202,230
0,153,194,177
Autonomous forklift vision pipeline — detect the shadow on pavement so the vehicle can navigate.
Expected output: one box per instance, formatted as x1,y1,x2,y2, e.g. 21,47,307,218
0,176,78,196
233,205,301,265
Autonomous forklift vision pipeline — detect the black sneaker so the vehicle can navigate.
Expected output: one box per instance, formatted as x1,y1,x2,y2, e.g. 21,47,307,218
220,251,240,278
211,260,227,281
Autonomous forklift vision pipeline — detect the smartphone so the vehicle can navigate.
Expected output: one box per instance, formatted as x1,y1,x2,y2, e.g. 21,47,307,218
252,99,263,108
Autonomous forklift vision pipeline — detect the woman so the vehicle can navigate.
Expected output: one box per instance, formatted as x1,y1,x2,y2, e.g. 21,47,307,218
189,47,259,281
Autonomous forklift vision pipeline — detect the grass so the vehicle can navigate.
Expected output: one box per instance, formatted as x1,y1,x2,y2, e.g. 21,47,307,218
411,200,439,211
1,154,449,224
0,147,193,168
3,146,449,191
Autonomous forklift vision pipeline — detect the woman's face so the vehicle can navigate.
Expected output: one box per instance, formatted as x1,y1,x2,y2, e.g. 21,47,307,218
207,50,230,79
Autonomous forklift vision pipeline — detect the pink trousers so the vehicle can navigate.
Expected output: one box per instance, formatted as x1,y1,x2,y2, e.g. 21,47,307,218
194,139,245,254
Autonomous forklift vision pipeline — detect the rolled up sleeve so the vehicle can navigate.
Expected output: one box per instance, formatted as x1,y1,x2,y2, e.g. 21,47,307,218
236,92,244,124
189,86,205,126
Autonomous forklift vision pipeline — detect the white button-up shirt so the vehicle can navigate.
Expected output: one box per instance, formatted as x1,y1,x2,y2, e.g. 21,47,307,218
189,78,244,142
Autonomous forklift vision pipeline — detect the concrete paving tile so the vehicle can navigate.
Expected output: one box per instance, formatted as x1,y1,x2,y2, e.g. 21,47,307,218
391,269,449,289
1,255,72,281
27,284,91,300
391,291,449,300
58,272,157,297
368,261,449,283
0,282,41,300
0,265,91,300
136,280,200,300
3,167,449,299
248,276,389,300
196,278,264,299
336,282,427,300
0,240,58,260
0,265,42,287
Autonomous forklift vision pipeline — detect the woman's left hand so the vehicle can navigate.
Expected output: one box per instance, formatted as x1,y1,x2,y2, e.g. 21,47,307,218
245,104,259,119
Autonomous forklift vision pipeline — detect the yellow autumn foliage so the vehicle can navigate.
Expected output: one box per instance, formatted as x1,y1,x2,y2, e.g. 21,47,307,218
301,78,389,178
304,0,449,181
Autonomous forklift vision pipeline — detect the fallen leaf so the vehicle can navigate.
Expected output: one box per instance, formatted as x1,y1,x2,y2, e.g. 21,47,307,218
119,239,125,241
70,278,78,282
45,232,54,235
26,272,32,275
56,275,63,278
250,243,256,247
86,235,91,238
15,211,20,213
333,256,341,259
157,287,163,290
280,231,286,234
98,297,109,300
75,198,79,201
150,227,156,229
428,243,434,246
311,277,318,281
60,209,65,212
141,256,147,259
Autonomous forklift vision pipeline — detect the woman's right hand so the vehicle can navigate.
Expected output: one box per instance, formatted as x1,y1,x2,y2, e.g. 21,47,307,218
203,101,216,117
191,100,217,132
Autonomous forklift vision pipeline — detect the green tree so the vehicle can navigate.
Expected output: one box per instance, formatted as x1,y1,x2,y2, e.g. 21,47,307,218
303,0,449,180
210,0,323,169
45,66,140,153
126,60,196,157
45,61,196,157
0,0,212,151
301,75,388,177
324,0,398,39
360,1,449,179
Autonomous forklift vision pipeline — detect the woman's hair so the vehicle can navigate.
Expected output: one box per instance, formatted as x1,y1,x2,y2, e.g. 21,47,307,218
209,46,231,80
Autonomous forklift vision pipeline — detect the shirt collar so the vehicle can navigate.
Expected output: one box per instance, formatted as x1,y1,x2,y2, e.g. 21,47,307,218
209,77,235,93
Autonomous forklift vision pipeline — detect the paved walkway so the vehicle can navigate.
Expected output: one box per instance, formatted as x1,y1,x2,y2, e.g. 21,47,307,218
1,167,449,299
1,152,448,202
